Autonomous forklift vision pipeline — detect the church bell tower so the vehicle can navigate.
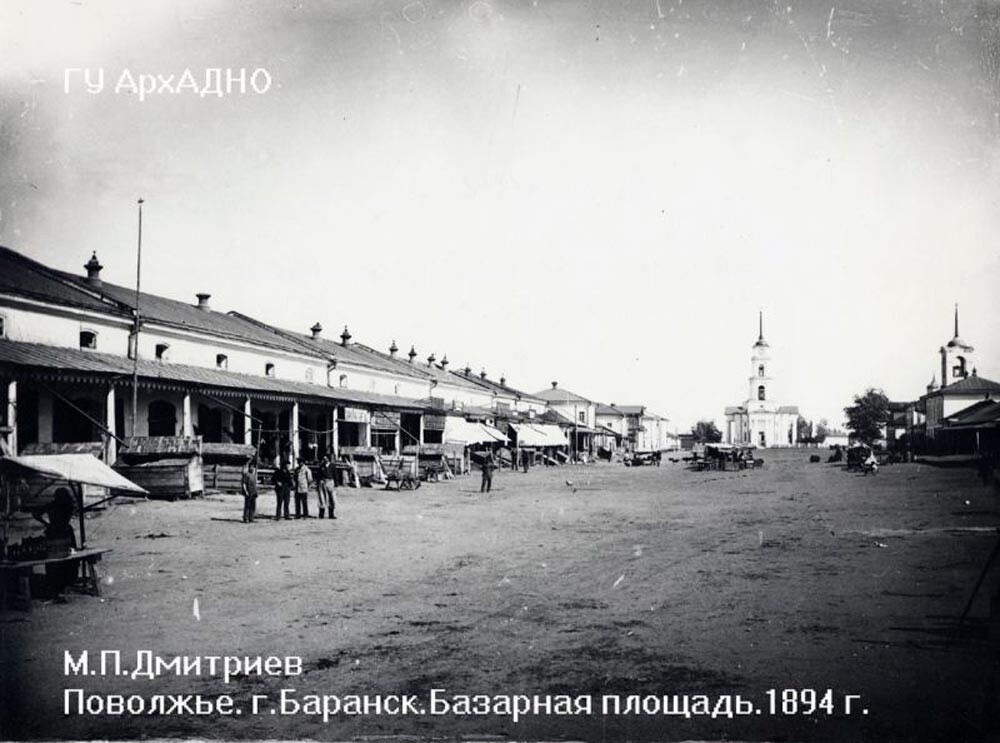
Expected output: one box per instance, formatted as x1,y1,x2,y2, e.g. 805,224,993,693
747,310,774,408
939,304,974,388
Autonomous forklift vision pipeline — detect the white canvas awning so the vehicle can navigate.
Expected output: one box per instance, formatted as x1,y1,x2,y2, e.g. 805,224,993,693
0,454,147,493
479,423,509,443
443,418,509,445
1,454,147,549
511,423,568,447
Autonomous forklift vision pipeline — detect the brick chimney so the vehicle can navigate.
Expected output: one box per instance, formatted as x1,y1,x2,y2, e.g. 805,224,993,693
196,293,211,311
389,340,398,358
310,322,323,340
340,326,351,346
84,252,103,289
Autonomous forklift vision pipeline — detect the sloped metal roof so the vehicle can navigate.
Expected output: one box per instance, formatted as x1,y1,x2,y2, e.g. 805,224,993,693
533,386,592,404
0,339,427,410
0,246,125,315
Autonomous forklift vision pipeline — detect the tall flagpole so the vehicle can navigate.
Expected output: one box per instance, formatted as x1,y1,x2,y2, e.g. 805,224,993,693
130,198,144,436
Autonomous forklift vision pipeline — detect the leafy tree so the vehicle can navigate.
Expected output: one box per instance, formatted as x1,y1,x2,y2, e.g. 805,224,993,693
814,418,829,444
796,416,813,444
844,389,891,446
691,420,722,444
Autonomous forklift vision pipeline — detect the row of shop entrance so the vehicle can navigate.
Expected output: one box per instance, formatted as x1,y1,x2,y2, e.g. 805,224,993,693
2,379,424,464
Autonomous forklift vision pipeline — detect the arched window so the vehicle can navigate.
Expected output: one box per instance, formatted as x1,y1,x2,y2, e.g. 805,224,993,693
757,385,766,401
216,354,228,369
155,343,170,361
339,374,348,388
52,396,101,442
197,404,223,443
79,329,97,349
758,364,765,377
265,362,275,377
953,356,967,379
148,400,177,437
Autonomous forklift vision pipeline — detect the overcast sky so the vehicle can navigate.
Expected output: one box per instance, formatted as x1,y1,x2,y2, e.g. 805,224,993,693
2,0,999,430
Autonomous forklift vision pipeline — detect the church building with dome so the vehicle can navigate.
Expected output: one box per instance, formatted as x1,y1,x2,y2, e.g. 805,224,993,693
723,313,799,448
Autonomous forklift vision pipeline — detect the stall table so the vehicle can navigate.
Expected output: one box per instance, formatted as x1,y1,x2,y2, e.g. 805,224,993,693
0,547,112,611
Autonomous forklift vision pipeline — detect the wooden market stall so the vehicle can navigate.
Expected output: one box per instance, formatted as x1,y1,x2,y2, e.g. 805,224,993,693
0,452,146,609
201,442,257,493
113,436,204,500
338,446,386,487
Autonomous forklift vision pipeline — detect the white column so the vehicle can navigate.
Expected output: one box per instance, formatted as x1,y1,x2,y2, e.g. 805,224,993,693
182,393,193,437
418,415,425,446
242,397,252,445
291,401,300,465
5,380,17,455
394,428,401,455
331,408,339,458
105,385,117,464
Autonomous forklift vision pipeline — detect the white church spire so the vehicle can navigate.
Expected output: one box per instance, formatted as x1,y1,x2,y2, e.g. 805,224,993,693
754,309,769,348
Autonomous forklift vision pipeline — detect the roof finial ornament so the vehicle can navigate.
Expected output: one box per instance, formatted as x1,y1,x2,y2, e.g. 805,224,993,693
954,303,959,339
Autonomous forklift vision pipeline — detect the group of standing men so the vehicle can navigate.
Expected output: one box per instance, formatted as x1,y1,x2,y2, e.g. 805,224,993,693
239,454,339,523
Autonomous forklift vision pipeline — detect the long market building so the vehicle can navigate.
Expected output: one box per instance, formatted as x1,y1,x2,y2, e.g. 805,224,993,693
0,247,575,469
0,246,676,474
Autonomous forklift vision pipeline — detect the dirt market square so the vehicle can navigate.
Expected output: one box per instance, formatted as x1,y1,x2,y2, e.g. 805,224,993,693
2,450,998,741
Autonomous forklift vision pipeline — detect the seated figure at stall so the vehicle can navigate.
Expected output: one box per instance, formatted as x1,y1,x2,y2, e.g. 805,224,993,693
31,488,79,598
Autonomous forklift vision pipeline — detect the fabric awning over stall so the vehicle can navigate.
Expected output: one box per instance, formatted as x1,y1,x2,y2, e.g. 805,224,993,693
1,453,147,549
443,417,509,445
1,454,147,493
479,423,509,443
511,423,568,447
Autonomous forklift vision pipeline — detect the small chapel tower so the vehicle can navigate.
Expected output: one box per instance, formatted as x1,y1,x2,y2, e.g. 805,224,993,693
939,304,975,388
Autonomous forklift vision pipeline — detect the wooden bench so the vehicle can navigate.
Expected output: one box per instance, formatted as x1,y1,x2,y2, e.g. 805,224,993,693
0,548,111,611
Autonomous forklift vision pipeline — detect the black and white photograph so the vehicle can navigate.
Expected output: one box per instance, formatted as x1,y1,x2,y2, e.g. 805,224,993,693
1,1,999,740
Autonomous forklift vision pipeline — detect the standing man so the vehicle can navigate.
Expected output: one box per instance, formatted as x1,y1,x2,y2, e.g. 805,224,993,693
272,461,292,521
317,453,338,519
521,448,530,473
241,460,258,523
294,460,314,518
480,451,496,493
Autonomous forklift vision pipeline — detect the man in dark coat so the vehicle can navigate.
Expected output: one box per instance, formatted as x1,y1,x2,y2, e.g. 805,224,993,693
480,451,497,493
272,462,293,520
241,460,258,523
